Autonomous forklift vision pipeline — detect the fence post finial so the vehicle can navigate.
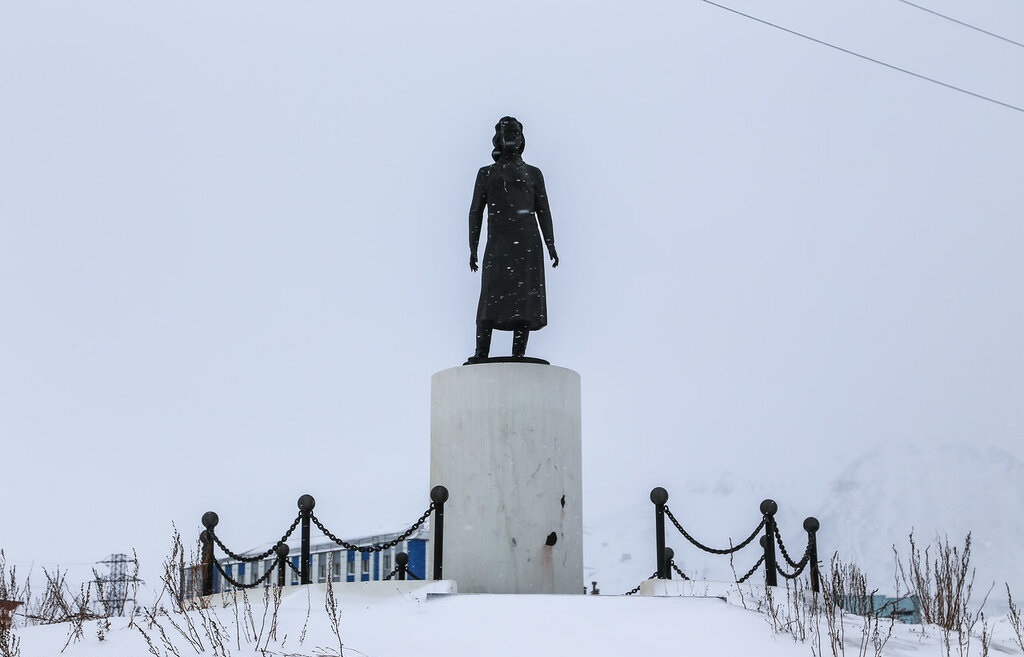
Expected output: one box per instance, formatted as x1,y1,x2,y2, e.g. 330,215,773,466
396,551,409,581
202,512,219,531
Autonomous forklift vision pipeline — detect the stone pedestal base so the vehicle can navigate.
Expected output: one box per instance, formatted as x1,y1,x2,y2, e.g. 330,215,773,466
430,363,583,594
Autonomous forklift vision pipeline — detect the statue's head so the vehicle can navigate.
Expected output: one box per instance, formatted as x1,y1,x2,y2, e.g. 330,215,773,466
491,116,525,162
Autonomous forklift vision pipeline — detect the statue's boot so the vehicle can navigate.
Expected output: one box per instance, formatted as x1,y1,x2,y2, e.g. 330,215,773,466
512,329,529,357
472,323,493,361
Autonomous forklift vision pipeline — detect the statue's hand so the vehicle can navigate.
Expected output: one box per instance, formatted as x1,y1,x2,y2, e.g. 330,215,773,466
549,247,559,268
470,253,478,272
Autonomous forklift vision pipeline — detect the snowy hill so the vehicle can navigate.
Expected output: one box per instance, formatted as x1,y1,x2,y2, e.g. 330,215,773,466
819,442,1024,612
584,443,1024,610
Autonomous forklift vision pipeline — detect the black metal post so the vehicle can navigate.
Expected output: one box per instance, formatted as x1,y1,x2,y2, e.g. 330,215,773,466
664,547,675,580
199,531,213,596
650,487,669,579
430,485,448,580
200,511,218,596
396,552,409,581
804,517,820,594
760,499,778,587
275,543,289,587
297,494,315,585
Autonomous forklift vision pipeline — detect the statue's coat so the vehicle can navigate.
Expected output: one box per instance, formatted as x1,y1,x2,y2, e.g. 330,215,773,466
469,157,555,331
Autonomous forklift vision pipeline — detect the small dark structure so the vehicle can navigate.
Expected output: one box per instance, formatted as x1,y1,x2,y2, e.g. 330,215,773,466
0,600,22,631
839,594,922,624
467,116,559,363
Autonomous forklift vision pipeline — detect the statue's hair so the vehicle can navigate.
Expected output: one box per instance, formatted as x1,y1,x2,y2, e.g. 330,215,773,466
491,116,525,162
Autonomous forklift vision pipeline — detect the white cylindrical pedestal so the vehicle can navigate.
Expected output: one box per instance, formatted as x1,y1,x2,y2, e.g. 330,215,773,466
430,363,583,594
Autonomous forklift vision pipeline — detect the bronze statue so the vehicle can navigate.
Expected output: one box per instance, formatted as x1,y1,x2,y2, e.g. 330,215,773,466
467,117,559,363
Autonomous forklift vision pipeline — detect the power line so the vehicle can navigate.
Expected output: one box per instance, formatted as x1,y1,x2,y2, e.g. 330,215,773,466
697,0,1024,114
893,0,1024,50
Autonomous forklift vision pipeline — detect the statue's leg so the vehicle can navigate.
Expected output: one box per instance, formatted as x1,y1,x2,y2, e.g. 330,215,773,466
512,328,529,357
474,322,493,359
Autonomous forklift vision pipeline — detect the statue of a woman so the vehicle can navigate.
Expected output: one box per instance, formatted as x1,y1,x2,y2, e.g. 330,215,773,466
468,117,559,362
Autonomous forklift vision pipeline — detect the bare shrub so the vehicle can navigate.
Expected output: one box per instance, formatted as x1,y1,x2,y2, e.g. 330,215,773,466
753,572,820,646
810,554,897,657
899,531,974,630
134,528,325,657
0,631,19,657
322,554,344,657
0,552,30,615
1007,585,1024,654
0,550,28,657
1,550,140,654
95,617,111,642
977,613,991,657
17,566,103,651
0,553,23,657
897,532,993,657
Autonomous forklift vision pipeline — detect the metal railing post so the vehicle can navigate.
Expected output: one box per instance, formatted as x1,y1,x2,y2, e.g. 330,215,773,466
664,547,675,581
199,531,213,596
430,485,449,580
650,487,669,579
275,544,289,587
200,511,219,596
396,552,408,581
760,499,778,587
297,494,315,585
804,517,820,594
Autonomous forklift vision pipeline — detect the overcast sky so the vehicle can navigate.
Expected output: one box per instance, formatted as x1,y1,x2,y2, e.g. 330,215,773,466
1,0,1021,588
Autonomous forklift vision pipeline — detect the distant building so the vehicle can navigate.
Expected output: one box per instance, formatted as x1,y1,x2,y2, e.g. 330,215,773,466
183,525,428,597
839,594,921,624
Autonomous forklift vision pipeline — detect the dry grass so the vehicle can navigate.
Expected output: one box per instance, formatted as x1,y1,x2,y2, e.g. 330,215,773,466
897,532,993,657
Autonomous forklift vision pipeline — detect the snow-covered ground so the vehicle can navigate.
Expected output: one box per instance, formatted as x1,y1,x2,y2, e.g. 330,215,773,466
8,580,1023,657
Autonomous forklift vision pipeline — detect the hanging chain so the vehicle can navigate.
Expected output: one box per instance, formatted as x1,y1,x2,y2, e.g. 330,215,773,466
670,561,691,581
663,506,765,555
310,504,433,553
211,514,302,563
624,571,659,596
382,566,400,581
775,560,808,579
212,559,278,590
771,523,810,569
736,554,767,583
